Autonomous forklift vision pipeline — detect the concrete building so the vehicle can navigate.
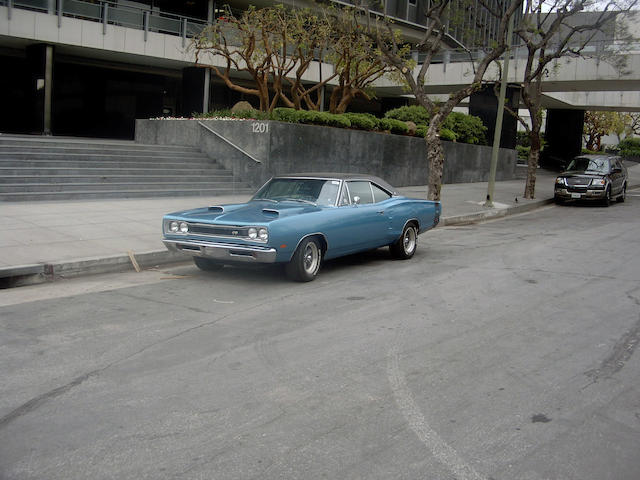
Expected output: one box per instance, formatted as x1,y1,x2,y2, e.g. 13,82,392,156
0,0,518,139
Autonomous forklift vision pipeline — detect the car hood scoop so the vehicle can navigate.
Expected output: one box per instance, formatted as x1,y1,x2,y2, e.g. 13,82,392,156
262,208,280,218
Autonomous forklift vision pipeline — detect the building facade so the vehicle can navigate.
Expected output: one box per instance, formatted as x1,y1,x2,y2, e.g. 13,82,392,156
0,0,517,139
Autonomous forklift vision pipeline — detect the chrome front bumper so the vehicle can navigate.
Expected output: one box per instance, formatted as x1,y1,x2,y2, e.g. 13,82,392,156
554,188,606,200
163,239,277,263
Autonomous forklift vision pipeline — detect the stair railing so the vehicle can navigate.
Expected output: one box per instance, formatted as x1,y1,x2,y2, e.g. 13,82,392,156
197,121,262,164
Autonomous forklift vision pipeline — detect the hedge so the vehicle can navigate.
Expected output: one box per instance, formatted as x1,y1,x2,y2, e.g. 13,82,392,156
193,106,489,146
618,138,640,157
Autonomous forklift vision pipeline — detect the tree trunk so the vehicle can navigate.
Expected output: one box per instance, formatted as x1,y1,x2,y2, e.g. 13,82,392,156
425,127,445,201
524,132,541,199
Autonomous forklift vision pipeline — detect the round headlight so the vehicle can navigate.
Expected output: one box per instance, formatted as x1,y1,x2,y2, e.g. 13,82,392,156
179,222,189,233
169,221,179,233
248,227,258,239
258,228,268,241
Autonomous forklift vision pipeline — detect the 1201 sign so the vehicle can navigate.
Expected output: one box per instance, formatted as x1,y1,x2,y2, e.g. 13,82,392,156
252,122,268,133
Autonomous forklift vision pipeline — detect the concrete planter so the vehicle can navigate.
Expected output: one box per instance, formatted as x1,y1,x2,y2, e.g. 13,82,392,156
135,119,516,188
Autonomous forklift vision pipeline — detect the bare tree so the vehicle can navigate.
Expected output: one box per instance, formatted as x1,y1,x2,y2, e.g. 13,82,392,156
508,0,637,198
362,0,524,201
192,5,335,112
192,3,397,114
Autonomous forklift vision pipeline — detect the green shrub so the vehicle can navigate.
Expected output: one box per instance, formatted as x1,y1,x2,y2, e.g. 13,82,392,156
516,145,530,160
439,128,457,142
197,109,270,120
415,125,428,138
384,105,431,125
618,137,640,157
343,112,380,130
516,131,530,147
379,118,409,134
273,107,303,123
443,112,487,145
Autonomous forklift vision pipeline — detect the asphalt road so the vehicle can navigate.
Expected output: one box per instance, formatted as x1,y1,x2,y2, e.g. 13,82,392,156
1,196,639,480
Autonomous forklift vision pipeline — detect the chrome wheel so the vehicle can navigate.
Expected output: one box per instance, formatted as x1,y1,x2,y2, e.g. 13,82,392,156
303,241,320,275
285,237,322,282
403,227,417,255
390,224,418,260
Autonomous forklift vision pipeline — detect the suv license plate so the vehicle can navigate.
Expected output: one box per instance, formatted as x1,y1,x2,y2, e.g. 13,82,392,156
571,193,582,199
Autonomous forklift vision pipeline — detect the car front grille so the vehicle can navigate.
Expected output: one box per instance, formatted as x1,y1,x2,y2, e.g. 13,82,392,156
566,178,591,187
189,224,250,238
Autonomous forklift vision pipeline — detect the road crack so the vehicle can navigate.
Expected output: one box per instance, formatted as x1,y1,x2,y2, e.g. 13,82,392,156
585,289,640,383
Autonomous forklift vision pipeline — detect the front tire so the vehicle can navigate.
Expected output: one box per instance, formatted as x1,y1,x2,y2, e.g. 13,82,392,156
390,224,418,260
193,257,223,272
603,187,612,207
617,183,626,203
285,237,322,282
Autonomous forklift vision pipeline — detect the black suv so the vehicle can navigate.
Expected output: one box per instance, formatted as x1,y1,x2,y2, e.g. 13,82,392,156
554,155,627,206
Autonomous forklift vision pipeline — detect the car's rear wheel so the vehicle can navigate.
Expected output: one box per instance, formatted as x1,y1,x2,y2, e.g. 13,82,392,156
193,257,223,272
285,237,322,282
617,183,626,202
390,224,417,259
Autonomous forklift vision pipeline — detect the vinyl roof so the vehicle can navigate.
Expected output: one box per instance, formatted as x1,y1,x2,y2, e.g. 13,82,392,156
273,173,397,194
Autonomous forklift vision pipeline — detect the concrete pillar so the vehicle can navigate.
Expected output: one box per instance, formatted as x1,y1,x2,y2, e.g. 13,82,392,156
544,109,585,168
181,67,209,116
26,43,55,135
469,84,520,149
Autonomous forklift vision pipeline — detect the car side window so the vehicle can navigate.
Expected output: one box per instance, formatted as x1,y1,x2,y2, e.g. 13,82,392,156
371,183,392,203
347,181,374,204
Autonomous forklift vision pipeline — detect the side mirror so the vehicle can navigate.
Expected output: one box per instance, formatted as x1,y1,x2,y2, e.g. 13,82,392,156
353,196,361,205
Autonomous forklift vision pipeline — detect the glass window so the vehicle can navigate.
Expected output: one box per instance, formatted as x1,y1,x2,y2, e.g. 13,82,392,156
347,181,374,204
567,157,610,174
372,183,392,203
252,178,340,206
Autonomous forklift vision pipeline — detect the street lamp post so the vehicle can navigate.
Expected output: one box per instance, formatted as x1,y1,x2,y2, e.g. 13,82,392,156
485,14,515,208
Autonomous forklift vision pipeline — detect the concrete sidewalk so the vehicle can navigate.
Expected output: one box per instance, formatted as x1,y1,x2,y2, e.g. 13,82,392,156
1,165,638,287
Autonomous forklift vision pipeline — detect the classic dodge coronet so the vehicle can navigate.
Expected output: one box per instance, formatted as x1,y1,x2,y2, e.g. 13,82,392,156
162,173,441,281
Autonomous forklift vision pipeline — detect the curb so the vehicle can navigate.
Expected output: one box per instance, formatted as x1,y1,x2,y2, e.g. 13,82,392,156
441,198,555,226
0,195,591,289
0,250,186,289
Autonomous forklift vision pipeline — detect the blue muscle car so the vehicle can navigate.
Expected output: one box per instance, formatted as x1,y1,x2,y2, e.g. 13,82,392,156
162,173,441,281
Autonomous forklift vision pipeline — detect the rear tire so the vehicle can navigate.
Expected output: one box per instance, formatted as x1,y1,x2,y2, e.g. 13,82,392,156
390,224,418,260
193,257,223,272
285,237,322,282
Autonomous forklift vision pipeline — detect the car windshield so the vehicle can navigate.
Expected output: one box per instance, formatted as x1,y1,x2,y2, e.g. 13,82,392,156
252,178,340,206
566,157,609,174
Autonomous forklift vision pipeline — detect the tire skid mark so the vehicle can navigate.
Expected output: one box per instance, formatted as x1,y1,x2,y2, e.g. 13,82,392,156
387,333,485,480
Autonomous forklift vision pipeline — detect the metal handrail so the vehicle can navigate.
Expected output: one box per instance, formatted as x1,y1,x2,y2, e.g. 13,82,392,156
198,121,262,164
2,0,208,37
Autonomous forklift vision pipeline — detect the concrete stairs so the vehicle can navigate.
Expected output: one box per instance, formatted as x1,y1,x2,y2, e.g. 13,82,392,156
0,136,253,201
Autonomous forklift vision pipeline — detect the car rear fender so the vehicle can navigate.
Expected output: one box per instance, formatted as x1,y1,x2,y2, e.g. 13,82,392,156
402,218,420,235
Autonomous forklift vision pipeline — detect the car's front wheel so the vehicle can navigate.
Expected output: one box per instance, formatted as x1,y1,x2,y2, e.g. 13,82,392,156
603,187,612,207
193,257,223,272
285,237,322,282
617,183,626,203
390,224,417,259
